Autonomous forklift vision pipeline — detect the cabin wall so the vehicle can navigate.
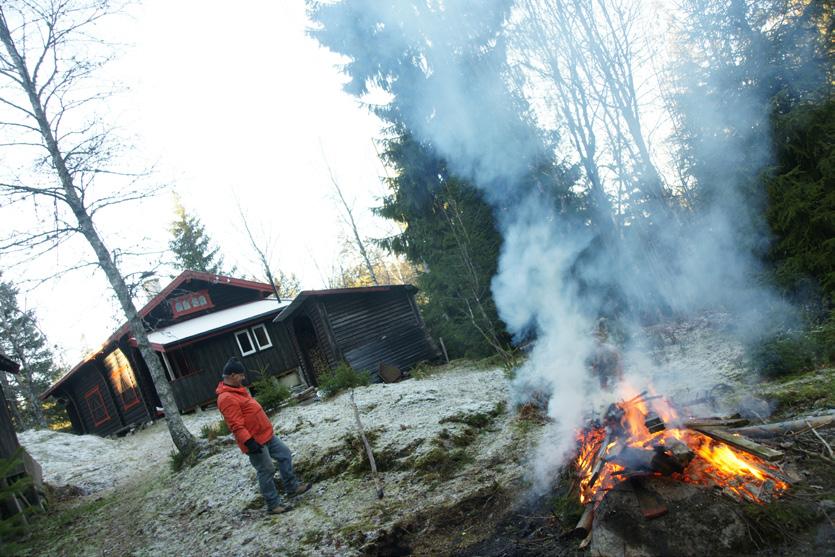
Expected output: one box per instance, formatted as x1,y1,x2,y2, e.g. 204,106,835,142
167,318,300,411
65,364,123,436
323,291,438,380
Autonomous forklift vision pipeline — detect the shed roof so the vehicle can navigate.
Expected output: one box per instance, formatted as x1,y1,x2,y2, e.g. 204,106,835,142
273,284,417,323
0,353,19,374
147,298,289,348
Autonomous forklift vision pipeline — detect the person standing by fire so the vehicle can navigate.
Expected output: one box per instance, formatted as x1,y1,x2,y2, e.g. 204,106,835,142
587,318,624,390
216,357,311,514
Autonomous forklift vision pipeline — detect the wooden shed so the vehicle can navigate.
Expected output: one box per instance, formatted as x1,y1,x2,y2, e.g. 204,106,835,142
274,285,439,385
0,352,44,519
41,272,302,436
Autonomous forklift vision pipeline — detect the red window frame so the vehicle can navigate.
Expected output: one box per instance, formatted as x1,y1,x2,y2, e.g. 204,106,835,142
169,289,214,319
84,386,111,427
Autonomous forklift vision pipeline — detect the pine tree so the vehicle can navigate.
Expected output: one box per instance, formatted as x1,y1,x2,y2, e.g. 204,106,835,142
0,278,60,430
169,199,227,275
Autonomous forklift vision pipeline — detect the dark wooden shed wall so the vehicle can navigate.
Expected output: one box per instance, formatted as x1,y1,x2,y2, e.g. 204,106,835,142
287,289,438,383
324,290,437,379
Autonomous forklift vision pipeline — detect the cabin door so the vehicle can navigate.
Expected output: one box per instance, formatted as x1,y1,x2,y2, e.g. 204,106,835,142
292,314,326,386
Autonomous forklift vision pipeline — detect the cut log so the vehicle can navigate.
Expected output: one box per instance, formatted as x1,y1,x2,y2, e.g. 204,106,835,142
690,426,784,461
730,413,835,439
629,478,668,519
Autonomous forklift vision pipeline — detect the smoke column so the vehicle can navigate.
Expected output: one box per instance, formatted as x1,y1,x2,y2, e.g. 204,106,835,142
310,0,791,488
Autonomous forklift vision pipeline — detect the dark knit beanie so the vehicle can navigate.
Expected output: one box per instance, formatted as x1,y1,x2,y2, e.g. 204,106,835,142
222,357,246,376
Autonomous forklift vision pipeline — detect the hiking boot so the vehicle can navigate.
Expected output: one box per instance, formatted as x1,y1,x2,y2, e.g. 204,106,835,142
267,504,292,514
289,482,312,497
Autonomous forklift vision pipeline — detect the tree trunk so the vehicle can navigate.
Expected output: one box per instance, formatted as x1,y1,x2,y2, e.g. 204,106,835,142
0,18,196,453
6,338,47,429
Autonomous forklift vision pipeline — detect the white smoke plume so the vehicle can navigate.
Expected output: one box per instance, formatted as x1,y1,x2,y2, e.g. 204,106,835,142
310,0,794,490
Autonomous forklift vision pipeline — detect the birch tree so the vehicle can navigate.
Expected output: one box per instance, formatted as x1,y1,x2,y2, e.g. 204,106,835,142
0,1,196,453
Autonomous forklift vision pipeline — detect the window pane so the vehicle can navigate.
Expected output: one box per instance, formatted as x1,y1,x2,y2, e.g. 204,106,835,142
252,325,271,349
235,330,255,355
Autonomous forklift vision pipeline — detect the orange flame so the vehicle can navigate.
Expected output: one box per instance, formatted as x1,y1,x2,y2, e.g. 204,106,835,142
574,394,788,506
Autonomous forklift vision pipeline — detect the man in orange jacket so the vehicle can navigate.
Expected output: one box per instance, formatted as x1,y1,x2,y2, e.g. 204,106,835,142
216,357,311,514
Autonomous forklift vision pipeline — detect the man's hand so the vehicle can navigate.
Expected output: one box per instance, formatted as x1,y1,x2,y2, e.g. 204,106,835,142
244,438,262,454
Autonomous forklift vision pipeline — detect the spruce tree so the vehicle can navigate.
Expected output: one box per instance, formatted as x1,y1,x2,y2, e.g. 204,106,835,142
169,199,227,274
0,278,60,430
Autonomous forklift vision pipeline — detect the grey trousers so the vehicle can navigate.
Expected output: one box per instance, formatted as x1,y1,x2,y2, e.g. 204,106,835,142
247,435,299,509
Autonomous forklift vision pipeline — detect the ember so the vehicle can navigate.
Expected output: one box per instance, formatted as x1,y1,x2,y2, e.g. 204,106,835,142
575,391,789,507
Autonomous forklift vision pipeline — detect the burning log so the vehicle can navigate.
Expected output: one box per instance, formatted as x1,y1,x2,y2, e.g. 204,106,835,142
690,426,784,462
645,413,665,433
650,439,694,476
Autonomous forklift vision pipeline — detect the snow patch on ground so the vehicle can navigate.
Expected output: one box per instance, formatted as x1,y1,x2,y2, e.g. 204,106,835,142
19,411,220,494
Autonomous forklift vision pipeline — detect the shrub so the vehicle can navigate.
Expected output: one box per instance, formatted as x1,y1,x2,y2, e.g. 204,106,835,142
168,447,199,473
318,362,369,398
250,376,292,414
199,419,230,441
748,331,820,378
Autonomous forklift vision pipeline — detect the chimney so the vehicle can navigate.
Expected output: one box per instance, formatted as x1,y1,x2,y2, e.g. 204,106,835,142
141,278,162,302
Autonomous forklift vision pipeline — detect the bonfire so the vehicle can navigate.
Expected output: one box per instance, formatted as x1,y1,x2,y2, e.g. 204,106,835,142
572,385,791,544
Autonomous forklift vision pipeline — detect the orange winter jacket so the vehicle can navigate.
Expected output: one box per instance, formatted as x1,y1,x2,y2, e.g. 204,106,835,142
216,382,274,453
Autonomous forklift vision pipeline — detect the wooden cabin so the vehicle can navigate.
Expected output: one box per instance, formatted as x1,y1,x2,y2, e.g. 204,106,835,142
274,285,439,385
41,272,302,436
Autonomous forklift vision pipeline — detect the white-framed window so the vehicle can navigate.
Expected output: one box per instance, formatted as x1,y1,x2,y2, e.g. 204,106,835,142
251,323,273,350
234,329,256,356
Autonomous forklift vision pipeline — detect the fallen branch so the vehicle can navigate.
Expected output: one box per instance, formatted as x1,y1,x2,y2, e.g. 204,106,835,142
791,446,835,465
349,389,384,499
806,420,834,459
730,413,835,439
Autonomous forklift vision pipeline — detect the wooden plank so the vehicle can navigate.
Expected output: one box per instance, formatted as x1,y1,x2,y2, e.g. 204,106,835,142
690,426,784,461
683,418,750,428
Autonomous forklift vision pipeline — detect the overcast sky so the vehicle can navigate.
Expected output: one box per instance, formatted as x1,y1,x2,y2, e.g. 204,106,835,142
2,0,396,365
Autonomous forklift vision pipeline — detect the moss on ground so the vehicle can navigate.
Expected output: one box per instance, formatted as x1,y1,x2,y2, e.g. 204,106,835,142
440,401,507,429
755,367,835,416
412,447,473,481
